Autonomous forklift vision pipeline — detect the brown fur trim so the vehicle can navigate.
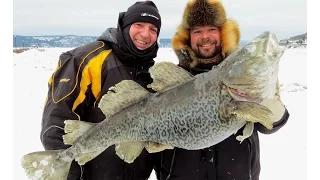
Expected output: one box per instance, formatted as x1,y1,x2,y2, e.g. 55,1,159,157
220,19,240,58
171,0,240,69
171,25,189,51
182,0,226,29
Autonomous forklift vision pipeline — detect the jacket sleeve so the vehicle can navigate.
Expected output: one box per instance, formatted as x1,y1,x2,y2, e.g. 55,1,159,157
40,50,85,179
255,108,290,134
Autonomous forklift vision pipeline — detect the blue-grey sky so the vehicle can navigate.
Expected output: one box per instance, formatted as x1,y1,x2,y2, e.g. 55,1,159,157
13,0,306,40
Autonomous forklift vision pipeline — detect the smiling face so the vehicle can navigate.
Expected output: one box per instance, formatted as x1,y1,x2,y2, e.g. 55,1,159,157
129,22,159,50
190,25,222,58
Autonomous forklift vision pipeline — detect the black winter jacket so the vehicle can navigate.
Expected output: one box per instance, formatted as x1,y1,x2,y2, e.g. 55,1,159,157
40,28,158,180
154,67,290,180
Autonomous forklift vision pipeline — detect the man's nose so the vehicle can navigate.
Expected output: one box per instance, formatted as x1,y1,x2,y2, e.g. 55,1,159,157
201,30,210,39
140,27,150,38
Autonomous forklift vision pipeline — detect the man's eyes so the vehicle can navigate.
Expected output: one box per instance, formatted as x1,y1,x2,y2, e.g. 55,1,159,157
192,28,218,34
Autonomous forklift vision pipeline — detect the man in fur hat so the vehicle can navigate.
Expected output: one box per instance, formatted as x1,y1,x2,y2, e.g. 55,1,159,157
153,0,290,179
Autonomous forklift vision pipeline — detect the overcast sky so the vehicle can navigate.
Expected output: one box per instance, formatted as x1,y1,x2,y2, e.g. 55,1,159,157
13,0,306,40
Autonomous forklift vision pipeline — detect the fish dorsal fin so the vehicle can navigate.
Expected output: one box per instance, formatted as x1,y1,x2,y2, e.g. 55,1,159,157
98,80,150,118
147,62,193,93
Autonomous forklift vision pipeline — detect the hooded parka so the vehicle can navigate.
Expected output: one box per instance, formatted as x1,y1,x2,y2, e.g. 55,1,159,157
40,4,161,178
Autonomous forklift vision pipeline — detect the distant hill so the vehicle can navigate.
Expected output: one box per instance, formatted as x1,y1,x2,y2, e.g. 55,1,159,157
287,33,307,41
13,35,248,48
13,33,306,49
13,35,97,48
279,33,307,48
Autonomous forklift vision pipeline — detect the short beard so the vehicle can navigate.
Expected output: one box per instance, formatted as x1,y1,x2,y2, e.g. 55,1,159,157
194,44,222,59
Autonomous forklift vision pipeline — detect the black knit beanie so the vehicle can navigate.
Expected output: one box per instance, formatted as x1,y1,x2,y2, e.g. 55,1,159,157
121,1,161,33
115,1,161,59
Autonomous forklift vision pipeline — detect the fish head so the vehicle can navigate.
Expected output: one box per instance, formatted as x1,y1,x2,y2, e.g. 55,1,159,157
219,31,285,102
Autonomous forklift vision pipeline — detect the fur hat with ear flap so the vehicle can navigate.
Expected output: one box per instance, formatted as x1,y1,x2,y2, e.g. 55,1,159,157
172,0,240,69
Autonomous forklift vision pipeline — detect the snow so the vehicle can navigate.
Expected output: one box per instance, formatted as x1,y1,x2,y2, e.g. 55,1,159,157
13,47,307,180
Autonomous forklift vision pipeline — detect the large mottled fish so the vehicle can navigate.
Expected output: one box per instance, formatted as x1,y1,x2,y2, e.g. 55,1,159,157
21,31,284,180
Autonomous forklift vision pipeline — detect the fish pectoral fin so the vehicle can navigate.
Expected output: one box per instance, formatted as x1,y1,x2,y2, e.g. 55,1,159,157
21,150,72,180
98,80,151,119
236,122,254,143
145,142,174,153
63,120,95,145
75,148,106,166
147,62,193,93
115,141,146,163
233,101,274,130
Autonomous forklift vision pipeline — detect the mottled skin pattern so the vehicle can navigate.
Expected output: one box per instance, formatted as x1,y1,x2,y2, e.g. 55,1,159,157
66,32,283,159
62,67,246,161
21,32,284,180
59,32,283,160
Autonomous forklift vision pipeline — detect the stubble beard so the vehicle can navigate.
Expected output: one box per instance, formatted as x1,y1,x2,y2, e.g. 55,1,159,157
194,40,222,59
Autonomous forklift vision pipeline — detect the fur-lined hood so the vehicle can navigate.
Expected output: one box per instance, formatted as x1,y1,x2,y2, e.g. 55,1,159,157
172,0,240,69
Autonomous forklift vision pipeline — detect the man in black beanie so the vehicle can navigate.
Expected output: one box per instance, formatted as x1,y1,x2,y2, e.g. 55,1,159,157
115,0,162,61
39,1,169,180
121,1,161,34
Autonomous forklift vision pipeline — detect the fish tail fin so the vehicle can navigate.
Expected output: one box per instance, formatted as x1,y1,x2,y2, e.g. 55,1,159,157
21,150,73,180
63,120,95,145
233,101,274,130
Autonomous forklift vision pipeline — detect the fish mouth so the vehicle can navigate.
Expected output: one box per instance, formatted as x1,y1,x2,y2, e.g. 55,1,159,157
227,87,260,103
